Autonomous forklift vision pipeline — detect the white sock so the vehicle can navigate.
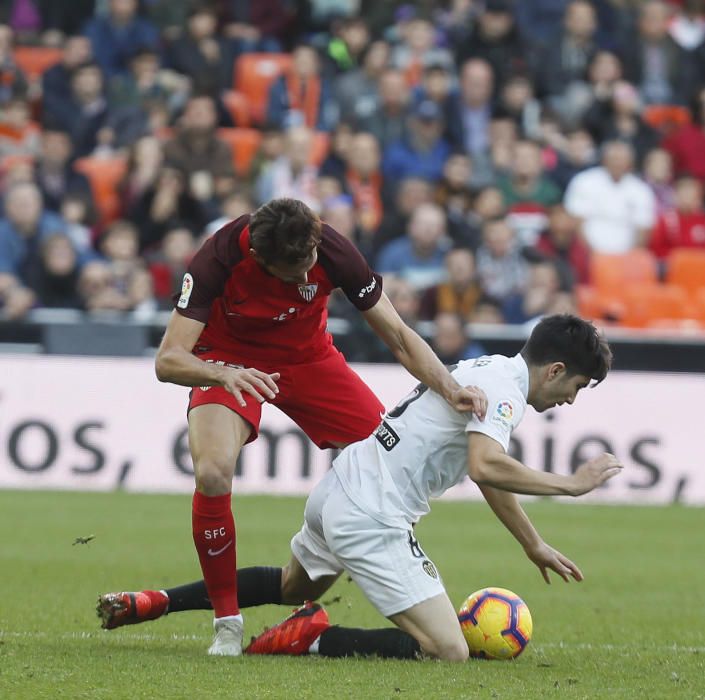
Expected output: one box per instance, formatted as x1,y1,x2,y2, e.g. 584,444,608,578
159,590,169,614
214,613,244,627
308,634,322,654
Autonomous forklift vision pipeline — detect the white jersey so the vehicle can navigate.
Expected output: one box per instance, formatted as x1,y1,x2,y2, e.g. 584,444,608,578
333,353,529,529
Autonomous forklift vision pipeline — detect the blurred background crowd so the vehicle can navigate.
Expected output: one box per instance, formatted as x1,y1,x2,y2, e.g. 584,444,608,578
2,0,705,362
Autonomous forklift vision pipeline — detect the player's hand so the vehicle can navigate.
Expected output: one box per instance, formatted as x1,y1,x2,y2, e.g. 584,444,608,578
448,384,488,420
219,367,280,407
525,541,583,584
571,453,623,496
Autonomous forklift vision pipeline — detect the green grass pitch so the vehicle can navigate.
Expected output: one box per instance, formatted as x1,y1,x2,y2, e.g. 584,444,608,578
1,490,704,699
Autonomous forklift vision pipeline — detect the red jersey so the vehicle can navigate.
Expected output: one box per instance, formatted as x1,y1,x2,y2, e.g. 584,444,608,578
649,209,705,259
175,215,383,364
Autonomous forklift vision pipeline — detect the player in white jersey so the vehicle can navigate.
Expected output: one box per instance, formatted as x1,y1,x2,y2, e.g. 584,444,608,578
243,314,621,661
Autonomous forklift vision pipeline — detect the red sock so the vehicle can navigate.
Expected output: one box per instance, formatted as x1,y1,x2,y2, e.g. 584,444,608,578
192,490,239,618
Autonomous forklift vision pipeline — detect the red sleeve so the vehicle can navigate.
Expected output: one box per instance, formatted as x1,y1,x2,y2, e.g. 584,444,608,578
648,215,669,259
317,224,383,311
173,216,247,322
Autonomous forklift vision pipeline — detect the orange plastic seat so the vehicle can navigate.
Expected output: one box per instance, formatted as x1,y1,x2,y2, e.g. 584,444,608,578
642,105,691,136
217,128,262,177
222,90,251,127
695,287,705,321
74,155,128,224
665,248,705,296
619,284,692,328
12,46,63,81
234,53,293,123
590,249,659,294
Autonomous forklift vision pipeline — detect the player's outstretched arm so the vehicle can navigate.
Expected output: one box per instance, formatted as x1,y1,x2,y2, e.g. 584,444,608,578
155,311,279,406
467,433,623,496
476,483,584,584
363,293,488,419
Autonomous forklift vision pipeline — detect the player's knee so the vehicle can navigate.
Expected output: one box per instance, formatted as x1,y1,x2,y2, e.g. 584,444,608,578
424,637,469,662
194,459,233,496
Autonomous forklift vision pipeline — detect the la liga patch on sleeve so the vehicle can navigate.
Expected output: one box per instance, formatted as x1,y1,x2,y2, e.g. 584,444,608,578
177,273,194,309
490,400,514,428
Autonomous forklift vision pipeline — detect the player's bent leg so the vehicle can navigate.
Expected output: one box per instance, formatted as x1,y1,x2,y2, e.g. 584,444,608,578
189,404,252,656
389,593,469,662
280,554,340,605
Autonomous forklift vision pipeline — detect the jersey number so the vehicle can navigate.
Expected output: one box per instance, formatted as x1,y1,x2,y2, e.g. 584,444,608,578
387,383,429,419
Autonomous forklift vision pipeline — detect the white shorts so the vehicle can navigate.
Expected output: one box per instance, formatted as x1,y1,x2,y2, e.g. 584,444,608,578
290,470,445,617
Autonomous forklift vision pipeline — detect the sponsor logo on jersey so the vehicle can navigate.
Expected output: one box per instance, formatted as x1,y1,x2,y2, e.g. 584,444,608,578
491,400,514,428
374,420,399,451
298,283,318,302
357,277,377,298
422,559,438,579
177,273,194,308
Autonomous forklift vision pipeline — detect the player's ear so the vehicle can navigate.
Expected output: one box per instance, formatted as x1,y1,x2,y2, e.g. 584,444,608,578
547,361,566,380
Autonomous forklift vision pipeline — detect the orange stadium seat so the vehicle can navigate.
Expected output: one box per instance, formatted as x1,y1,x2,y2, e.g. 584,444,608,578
74,155,128,224
695,287,705,321
665,248,705,296
217,127,262,177
590,249,659,294
642,105,691,136
619,284,692,328
222,90,251,128
234,53,293,123
12,46,63,81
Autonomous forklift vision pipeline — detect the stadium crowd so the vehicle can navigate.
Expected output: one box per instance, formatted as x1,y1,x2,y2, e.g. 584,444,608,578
2,0,705,359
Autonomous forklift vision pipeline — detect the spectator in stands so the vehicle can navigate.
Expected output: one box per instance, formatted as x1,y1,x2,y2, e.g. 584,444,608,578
455,0,526,94
432,311,487,364
47,62,110,158
0,24,27,106
343,131,385,237
499,74,542,139
335,39,390,125
0,96,39,158
27,232,82,309
621,0,694,105
549,127,597,191
582,80,659,164
466,184,506,245
642,146,676,213
662,85,705,182
469,294,505,324
533,203,591,284
265,44,337,132
324,16,370,75
374,175,433,254
499,139,562,246
41,34,92,118
382,276,420,327
147,224,197,307
533,1,600,118
447,58,495,179
255,125,320,210
419,247,482,322
669,0,705,51
376,202,450,290
91,218,156,314
390,18,451,88
564,140,657,253
382,99,451,187
434,153,476,248
164,4,232,98
0,271,34,318
164,94,236,200
0,181,69,281
119,134,164,214
475,217,528,310
318,121,353,183
221,0,297,53
83,0,159,78
34,128,93,213
59,191,95,252
356,67,410,149
412,60,456,128
649,175,705,258
36,0,95,41
247,123,286,186
504,257,572,324
579,49,624,124
129,166,208,252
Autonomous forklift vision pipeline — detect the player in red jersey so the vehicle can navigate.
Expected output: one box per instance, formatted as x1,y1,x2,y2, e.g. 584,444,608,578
99,198,487,656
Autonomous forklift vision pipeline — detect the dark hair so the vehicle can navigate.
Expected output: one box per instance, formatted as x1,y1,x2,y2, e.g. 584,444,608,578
249,198,322,265
521,314,612,385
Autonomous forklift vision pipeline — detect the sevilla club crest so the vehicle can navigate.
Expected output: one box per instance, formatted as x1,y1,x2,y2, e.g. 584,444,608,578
298,283,318,302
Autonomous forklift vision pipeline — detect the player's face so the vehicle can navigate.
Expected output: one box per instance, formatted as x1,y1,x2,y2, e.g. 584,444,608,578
534,365,591,412
261,249,318,284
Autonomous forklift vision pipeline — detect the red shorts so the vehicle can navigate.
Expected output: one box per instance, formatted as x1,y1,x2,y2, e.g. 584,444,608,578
188,346,384,448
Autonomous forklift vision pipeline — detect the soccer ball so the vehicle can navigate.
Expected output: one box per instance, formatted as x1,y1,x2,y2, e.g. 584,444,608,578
458,587,533,660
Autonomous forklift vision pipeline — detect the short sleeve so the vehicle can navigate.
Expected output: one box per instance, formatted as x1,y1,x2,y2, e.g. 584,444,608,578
317,224,383,311
465,384,525,453
173,216,246,322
